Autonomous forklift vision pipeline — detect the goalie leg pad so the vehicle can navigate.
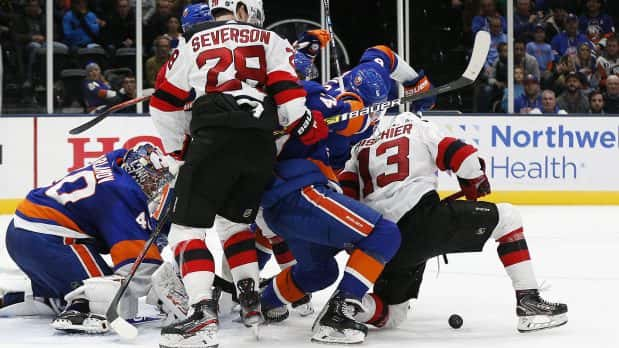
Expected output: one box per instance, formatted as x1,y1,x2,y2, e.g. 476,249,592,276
149,262,189,320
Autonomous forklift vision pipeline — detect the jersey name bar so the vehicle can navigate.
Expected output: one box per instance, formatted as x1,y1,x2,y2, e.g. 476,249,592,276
191,27,271,51
358,123,413,146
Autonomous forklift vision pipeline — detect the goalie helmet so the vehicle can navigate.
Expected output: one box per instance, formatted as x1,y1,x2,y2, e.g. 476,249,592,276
210,0,264,27
181,3,214,32
122,143,174,202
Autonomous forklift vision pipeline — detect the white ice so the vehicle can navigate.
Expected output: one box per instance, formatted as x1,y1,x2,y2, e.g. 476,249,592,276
1,206,618,348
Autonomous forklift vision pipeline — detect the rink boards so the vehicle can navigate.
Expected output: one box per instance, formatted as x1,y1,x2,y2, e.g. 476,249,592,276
1,114,618,213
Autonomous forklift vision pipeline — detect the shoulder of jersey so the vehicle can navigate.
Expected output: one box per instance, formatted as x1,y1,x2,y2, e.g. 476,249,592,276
183,20,277,41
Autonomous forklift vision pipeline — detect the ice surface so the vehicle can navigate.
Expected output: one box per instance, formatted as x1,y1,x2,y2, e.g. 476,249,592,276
1,206,618,348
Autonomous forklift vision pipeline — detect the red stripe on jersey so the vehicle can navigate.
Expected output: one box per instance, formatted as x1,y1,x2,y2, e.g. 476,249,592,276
266,70,299,86
158,79,191,101
181,259,214,276
500,250,531,267
150,95,183,112
273,87,306,106
338,171,359,183
436,137,456,171
498,227,525,243
450,144,477,172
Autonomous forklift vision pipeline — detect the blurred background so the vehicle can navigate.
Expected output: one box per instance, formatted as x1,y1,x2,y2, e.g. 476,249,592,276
0,0,617,115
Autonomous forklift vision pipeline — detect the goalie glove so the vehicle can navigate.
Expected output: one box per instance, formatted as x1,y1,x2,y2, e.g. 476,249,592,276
457,158,491,201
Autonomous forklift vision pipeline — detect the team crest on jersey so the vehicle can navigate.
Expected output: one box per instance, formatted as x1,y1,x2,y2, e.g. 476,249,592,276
182,7,189,17
353,74,363,86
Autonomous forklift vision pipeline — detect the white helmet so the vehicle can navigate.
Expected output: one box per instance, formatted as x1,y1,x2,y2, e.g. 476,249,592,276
210,0,264,27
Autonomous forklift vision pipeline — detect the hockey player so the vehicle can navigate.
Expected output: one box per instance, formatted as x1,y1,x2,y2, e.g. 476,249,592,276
3,143,173,333
338,112,568,333
149,1,327,347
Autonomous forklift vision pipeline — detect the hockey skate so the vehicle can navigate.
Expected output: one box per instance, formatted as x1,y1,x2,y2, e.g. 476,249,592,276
51,299,109,334
516,289,568,332
292,294,314,317
159,299,219,348
311,291,368,344
236,278,264,327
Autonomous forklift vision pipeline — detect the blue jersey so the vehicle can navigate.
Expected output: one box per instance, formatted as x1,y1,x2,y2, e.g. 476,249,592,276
84,78,113,110
262,81,373,208
13,149,164,271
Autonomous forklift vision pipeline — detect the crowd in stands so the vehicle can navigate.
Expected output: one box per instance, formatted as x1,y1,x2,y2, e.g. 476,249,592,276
0,0,193,112
475,0,619,114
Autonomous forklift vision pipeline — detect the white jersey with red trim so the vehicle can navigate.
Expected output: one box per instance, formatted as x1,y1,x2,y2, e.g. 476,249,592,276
150,20,307,153
340,112,483,222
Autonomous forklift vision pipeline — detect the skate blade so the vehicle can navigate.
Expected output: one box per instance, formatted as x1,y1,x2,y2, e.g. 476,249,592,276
311,327,365,345
517,313,568,333
51,318,109,334
160,332,219,348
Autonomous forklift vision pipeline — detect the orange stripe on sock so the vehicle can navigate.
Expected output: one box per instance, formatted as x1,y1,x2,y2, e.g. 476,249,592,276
110,240,162,266
275,267,305,303
347,249,384,284
301,186,373,236
17,199,86,234
71,244,103,277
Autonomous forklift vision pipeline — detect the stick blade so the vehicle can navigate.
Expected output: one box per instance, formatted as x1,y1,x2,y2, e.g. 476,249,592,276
109,316,138,340
462,31,491,81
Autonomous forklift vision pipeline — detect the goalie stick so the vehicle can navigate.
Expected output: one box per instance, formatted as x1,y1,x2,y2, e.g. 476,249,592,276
106,185,171,340
68,89,154,135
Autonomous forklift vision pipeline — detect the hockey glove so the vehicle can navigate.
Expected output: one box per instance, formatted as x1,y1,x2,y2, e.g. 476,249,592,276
294,29,331,58
290,110,328,145
457,158,491,200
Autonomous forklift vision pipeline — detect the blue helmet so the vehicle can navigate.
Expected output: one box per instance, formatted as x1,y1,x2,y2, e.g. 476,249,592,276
294,52,318,80
122,143,174,201
347,67,389,105
182,4,214,33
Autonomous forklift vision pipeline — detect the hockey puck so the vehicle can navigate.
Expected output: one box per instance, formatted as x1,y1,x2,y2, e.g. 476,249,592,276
448,314,463,329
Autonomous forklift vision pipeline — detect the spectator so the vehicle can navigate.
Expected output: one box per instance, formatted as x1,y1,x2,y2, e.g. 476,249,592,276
62,0,104,49
163,16,182,48
145,36,170,88
531,89,568,114
515,74,543,113
551,13,591,57
603,75,619,113
543,54,576,93
83,62,117,112
14,0,69,89
557,72,590,113
579,0,615,36
502,66,526,112
544,4,568,39
514,0,536,40
101,0,135,52
476,41,507,112
596,35,619,88
588,90,605,114
575,42,598,89
144,0,173,52
472,0,506,37
527,24,554,72
515,39,541,80
485,16,507,69
116,75,144,113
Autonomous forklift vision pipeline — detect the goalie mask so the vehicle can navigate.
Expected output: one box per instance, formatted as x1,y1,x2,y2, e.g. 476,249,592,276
122,143,174,202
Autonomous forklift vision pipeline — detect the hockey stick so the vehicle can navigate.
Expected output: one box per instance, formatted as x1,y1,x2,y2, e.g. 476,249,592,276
443,190,465,201
322,30,491,126
106,185,172,340
322,0,345,91
69,89,154,135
